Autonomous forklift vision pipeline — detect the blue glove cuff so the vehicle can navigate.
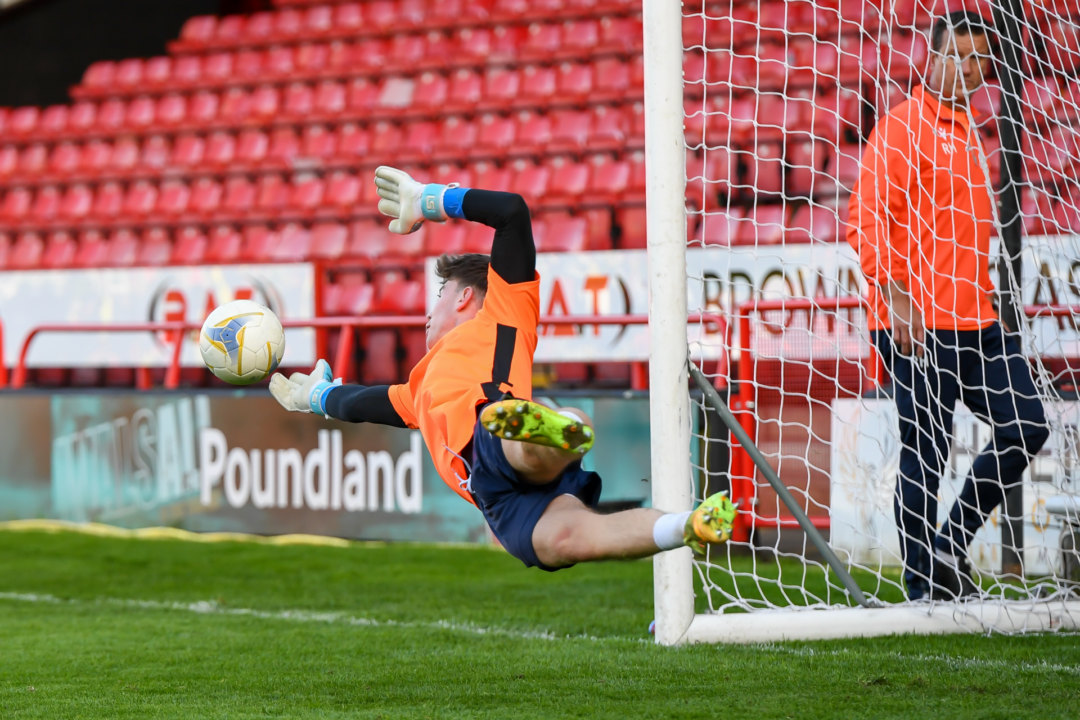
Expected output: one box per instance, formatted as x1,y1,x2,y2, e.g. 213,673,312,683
421,184,448,222
308,379,342,416
443,187,469,219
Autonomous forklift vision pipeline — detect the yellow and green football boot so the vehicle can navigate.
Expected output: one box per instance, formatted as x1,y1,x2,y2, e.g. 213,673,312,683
480,399,595,455
684,492,737,554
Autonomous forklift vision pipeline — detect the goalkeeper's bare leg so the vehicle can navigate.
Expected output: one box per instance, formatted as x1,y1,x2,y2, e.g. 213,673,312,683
479,398,735,569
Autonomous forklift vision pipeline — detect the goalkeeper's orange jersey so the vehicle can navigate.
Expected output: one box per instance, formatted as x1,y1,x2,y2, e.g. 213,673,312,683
847,84,997,331
388,267,541,504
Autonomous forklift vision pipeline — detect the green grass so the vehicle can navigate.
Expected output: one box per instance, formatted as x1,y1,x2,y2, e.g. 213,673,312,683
1,531,1078,719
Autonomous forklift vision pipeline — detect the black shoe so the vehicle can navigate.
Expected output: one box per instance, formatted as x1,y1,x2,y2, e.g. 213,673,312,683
932,552,980,600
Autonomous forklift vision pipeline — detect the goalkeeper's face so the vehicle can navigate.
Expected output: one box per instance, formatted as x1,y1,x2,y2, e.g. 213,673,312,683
426,279,482,350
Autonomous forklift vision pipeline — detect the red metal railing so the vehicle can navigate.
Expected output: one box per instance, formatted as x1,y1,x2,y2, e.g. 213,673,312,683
5,313,728,390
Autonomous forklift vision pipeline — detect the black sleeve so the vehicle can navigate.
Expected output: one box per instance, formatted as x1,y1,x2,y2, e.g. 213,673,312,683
324,385,408,428
460,189,536,284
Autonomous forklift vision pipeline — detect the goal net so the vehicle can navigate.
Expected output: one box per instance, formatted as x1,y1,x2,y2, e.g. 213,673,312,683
646,0,1080,644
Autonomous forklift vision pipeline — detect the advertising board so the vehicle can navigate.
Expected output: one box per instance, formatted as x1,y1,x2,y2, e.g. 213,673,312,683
0,263,316,368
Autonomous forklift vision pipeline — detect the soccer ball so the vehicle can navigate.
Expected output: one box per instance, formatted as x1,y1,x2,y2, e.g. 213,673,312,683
199,300,286,385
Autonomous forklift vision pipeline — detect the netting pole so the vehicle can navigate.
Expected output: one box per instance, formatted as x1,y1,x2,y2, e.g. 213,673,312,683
643,0,694,645
992,0,1027,577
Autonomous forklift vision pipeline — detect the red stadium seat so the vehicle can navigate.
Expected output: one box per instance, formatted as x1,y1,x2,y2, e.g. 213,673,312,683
616,206,647,248
214,14,244,42
589,157,630,202
743,142,784,197
370,121,405,156
283,82,314,118
179,15,216,44
0,146,16,179
402,121,439,159
219,88,251,123
203,52,234,82
378,76,416,112
696,209,741,247
564,19,600,51
222,177,256,215
251,85,280,121
295,43,329,74
473,162,513,193
365,0,398,30
204,131,236,166
139,228,173,266
431,163,473,187
337,123,371,160
92,182,123,220
29,186,61,223
273,224,312,261
786,204,841,244
557,62,593,101
473,113,516,157
8,106,39,136
514,111,552,154
522,22,562,59
105,137,137,172
483,66,520,105
10,232,44,269
49,142,83,177
40,105,69,135
289,174,324,214
447,68,482,110
190,178,223,216
266,46,296,77
433,116,477,160
106,229,140,267
511,161,550,203
314,79,346,116
454,27,492,61
736,204,785,245
463,220,495,252
415,71,451,112
188,90,219,124
520,65,557,103
114,58,143,89
123,181,158,218
140,135,170,171
544,158,590,205
236,129,269,165
73,230,109,268
256,175,289,213
310,222,348,259
333,3,364,31
156,180,190,217
242,225,278,261
18,144,47,176
206,226,242,263
424,31,454,64
170,134,204,168
787,139,830,197
879,31,929,80
549,109,591,151
594,58,631,100
235,49,264,79
425,221,468,255
144,56,172,87
589,105,627,149
267,128,301,166
325,281,374,316
172,227,207,265
538,216,588,252
389,34,425,67
599,16,642,52
1,187,32,223
82,61,116,90
42,231,77,268
324,171,361,210
60,184,93,220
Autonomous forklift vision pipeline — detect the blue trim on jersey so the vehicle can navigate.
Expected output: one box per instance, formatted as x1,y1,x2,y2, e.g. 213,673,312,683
443,187,469,219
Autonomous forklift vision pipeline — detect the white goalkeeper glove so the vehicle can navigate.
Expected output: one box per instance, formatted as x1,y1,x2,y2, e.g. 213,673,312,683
269,359,341,417
374,165,457,234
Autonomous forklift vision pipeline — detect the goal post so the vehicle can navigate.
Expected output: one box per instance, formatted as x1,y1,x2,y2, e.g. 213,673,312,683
647,0,1080,644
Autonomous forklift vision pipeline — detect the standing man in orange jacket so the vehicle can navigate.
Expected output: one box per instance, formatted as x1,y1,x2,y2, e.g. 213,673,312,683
847,11,1048,600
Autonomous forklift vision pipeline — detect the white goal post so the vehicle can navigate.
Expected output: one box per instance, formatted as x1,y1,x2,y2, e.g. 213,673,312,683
645,0,1080,645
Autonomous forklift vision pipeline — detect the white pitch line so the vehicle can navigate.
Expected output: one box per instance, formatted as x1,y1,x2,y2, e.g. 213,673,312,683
0,591,634,644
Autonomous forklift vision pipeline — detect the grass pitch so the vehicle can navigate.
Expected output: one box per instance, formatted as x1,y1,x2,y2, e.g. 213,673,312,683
1,530,1077,719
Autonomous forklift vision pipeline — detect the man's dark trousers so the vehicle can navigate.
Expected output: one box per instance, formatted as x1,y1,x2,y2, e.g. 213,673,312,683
874,322,1049,598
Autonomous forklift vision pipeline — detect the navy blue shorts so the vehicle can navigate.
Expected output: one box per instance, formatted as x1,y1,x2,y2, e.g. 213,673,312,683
468,411,602,572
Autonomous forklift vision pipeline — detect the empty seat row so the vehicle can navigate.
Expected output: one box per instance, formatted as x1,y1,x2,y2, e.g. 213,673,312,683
177,0,638,51
0,209,608,270
0,108,642,183
7,70,643,144
0,155,644,226
686,89,866,145
75,52,643,107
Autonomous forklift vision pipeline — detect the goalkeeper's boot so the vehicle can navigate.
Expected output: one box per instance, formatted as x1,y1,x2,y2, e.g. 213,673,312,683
480,399,594,455
931,548,980,600
684,492,738,555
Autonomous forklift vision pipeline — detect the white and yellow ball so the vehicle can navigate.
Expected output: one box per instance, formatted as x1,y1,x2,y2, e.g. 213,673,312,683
199,300,286,385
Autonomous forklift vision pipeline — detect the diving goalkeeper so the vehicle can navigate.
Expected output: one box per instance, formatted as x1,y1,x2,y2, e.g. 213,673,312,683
269,167,734,571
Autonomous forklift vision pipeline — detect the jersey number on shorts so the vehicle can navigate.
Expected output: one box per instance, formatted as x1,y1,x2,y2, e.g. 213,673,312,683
481,324,517,401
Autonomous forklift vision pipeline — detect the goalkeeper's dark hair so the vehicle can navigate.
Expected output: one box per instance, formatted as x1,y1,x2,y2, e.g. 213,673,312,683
931,10,994,55
435,253,490,297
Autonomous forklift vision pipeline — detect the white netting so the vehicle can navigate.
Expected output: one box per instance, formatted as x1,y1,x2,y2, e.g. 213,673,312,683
682,0,1080,625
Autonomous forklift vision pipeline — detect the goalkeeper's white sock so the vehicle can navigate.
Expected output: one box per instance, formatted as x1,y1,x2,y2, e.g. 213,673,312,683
652,511,692,551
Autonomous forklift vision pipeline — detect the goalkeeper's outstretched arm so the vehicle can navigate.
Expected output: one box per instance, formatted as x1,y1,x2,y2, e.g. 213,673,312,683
269,359,407,427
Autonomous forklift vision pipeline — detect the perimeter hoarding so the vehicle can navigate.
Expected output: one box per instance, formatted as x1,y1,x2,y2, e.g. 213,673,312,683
0,263,316,368
0,390,655,542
